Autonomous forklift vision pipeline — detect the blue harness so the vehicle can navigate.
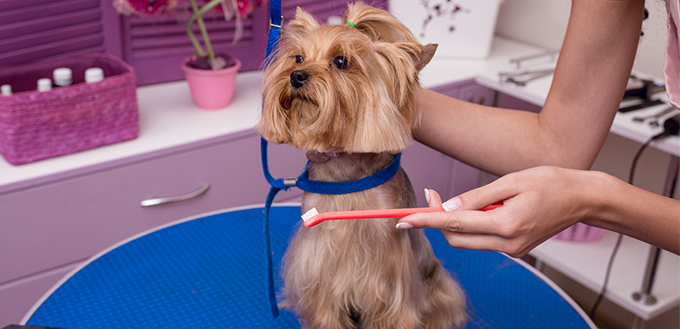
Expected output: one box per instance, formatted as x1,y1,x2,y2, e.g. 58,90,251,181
261,1,402,318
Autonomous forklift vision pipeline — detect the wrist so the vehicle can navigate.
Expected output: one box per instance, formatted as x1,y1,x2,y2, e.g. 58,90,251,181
580,170,620,229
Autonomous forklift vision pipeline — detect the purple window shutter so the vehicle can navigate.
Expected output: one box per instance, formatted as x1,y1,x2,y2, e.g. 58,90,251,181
118,0,387,85
0,0,387,84
118,2,270,85
0,0,112,68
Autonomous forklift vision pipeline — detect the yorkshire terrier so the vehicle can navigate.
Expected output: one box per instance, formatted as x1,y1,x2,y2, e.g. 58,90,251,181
258,2,467,328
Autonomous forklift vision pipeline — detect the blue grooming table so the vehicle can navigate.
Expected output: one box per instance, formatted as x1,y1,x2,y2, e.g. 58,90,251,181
24,205,594,328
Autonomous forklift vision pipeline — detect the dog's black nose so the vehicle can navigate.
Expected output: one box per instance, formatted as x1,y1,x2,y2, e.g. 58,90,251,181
290,70,310,88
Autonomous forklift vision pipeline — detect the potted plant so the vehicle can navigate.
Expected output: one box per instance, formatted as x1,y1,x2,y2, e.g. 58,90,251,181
114,0,262,109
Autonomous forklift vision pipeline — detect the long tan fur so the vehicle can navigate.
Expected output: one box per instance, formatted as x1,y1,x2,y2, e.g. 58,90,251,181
258,2,467,328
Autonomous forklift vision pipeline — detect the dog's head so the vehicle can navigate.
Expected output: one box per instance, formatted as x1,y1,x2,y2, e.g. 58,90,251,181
258,1,437,153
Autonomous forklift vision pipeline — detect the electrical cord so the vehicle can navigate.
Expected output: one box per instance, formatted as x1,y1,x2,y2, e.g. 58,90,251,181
589,113,679,320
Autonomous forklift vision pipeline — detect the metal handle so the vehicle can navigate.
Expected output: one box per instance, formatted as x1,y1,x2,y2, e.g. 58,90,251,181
509,50,559,69
140,183,211,207
499,69,555,87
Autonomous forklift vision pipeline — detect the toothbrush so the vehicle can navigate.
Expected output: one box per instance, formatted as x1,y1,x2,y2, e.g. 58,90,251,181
301,203,503,228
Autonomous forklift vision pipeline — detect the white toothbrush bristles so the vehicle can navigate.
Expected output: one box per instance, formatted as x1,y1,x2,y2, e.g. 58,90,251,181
301,208,319,222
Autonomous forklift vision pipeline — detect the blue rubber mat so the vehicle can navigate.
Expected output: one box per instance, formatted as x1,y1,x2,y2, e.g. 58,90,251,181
26,205,590,328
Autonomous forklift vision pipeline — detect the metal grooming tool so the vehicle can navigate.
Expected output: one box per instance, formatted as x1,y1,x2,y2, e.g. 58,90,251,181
625,75,666,100
631,106,677,127
499,69,555,87
619,99,665,113
649,107,678,127
509,50,559,69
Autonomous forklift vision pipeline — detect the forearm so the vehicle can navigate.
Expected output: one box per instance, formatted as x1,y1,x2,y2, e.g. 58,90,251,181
583,171,680,254
415,0,645,175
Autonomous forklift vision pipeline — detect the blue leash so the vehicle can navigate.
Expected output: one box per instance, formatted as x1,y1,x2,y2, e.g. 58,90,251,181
261,1,402,318
263,0,282,316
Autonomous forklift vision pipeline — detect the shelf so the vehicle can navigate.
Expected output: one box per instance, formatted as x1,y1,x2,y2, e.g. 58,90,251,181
530,232,680,320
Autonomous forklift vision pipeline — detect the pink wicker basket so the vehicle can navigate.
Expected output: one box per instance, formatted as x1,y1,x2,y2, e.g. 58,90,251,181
0,53,139,165
553,223,606,242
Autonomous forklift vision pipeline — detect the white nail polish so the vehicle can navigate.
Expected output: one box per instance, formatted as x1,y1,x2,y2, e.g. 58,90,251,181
396,222,413,229
442,198,462,211
424,188,430,203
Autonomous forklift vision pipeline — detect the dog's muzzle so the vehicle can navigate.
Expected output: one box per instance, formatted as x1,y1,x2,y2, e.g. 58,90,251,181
290,70,310,88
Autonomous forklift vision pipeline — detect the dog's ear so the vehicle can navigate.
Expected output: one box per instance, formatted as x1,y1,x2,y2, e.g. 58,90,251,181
286,7,320,35
412,43,437,71
378,42,437,73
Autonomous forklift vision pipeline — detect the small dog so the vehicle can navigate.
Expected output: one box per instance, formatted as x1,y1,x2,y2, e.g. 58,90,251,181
258,2,467,328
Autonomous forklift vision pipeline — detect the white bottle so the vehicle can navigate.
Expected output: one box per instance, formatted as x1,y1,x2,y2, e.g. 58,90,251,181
37,78,52,92
53,67,73,87
85,67,104,84
1,84,11,96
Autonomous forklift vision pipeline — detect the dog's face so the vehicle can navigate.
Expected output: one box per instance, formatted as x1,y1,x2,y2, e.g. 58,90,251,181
259,2,437,153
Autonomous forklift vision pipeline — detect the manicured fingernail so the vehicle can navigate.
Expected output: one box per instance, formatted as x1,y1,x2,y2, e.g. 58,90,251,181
442,197,462,211
396,222,413,229
424,188,430,203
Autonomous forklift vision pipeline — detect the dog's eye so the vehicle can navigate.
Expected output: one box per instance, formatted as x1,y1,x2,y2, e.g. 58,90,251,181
332,56,349,70
295,55,304,64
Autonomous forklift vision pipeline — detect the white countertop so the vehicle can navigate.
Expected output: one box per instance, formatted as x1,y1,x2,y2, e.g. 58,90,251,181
474,57,680,157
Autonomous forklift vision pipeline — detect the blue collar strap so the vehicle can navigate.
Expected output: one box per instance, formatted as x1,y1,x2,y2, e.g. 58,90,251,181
261,137,402,195
260,137,402,318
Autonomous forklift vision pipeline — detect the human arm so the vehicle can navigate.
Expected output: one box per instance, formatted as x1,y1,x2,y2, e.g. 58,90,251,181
397,166,680,256
414,0,646,175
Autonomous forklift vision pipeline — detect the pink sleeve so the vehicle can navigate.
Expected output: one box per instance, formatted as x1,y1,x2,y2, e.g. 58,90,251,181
664,0,680,109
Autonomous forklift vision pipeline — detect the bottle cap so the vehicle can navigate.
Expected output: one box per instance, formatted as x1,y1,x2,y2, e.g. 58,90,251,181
85,67,105,83
1,84,11,96
37,78,52,92
53,67,73,86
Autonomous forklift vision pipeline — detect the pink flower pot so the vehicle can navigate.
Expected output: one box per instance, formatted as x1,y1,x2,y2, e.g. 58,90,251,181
181,57,241,110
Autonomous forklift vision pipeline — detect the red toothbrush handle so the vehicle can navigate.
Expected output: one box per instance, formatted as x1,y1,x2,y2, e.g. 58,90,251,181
480,203,503,211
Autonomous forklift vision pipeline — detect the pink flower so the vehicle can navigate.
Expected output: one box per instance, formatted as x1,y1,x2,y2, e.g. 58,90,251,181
113,0,179,16
236,0,257,18
205,0,261,19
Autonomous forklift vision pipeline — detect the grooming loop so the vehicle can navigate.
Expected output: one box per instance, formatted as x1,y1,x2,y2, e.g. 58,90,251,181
269,16,283,30
283,178,298,187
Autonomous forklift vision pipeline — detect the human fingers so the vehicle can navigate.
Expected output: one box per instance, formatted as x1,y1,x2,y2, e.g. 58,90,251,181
424,188,442,206
398,187,505,233
441,175,519,212
398,202,504,234
439,231,542,258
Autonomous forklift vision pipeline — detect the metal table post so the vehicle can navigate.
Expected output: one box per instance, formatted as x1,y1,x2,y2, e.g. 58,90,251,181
630,155,679,329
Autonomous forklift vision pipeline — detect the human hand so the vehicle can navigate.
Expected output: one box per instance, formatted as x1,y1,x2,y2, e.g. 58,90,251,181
397,166,596,257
